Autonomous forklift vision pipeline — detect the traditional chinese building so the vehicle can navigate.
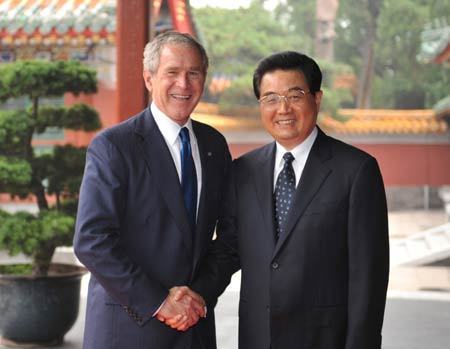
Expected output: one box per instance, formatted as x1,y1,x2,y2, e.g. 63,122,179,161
419,17,450,65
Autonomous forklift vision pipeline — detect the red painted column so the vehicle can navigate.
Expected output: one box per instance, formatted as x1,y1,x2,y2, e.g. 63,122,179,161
116,0,150,122
167,0,196,35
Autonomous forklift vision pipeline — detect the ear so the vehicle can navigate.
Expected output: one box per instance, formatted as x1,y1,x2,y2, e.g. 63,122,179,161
143,70,153,92
314,90,323,110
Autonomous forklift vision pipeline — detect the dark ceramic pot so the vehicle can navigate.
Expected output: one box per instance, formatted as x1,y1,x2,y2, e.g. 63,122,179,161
0,263,86,347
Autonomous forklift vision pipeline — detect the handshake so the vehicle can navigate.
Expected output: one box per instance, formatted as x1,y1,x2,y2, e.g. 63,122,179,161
156,286,206,331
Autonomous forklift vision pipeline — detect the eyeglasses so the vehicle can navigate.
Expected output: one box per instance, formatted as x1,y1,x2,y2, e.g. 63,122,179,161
259,90,312,107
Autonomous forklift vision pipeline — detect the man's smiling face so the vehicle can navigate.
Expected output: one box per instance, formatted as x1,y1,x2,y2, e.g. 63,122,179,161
144,43,205,125
259,69,322,150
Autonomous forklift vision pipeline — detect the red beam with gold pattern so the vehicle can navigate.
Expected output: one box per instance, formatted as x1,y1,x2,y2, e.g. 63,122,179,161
167,0,195,35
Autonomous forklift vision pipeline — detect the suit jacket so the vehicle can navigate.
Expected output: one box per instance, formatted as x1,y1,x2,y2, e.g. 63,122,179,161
74,108,231,349
193,128,389,349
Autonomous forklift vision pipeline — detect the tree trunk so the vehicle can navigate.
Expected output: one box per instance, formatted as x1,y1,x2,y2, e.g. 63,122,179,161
356,24,375,108
356,0,381,108
29,96,49,211
55,192,61,211
32,245,56,276
35,186,49,211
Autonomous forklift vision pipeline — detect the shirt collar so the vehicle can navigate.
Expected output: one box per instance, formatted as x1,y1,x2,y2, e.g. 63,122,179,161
275,126,318,167
151,102,196,146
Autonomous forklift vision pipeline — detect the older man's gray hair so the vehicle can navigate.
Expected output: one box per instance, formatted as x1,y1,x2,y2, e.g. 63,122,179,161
143,31,209,74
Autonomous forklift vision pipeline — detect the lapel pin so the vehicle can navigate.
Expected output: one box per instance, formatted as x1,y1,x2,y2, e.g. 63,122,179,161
207,152,212,157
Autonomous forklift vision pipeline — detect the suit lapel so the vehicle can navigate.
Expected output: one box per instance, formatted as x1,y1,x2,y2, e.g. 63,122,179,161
253,143,277,250
272,130,332,259
134,109,193,252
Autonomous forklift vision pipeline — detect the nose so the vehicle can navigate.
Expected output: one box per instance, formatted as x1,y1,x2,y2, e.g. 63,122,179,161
277,96,291,113
176,73,189,89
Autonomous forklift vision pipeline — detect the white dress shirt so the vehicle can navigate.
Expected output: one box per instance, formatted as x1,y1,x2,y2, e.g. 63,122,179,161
151,103,202,216
151,103,204,317
273,127,318,190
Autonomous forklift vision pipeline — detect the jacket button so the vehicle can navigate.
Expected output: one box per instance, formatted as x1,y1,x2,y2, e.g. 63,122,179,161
272,262,279,269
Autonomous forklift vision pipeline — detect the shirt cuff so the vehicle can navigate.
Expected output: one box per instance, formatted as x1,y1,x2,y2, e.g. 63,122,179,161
153,299,166,317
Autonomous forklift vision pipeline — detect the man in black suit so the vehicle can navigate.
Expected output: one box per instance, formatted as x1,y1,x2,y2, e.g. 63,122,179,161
74,31,231,349
176,51,389,348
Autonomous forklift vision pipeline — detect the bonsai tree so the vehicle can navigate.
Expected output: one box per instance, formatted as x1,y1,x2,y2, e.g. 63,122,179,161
0,60,101,276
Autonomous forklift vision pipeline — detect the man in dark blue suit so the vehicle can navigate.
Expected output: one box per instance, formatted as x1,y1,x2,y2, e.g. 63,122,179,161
178,51,389,348
74,31,231,349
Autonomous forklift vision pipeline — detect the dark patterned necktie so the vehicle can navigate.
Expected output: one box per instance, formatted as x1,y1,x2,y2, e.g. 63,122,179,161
274,152,296,241
179,127,197,232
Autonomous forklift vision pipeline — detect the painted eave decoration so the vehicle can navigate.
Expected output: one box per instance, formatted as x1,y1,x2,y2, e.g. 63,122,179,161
0,0,116,47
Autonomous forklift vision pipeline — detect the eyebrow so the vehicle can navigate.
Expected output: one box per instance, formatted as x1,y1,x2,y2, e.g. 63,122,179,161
260,86,306,97
163,66,203,71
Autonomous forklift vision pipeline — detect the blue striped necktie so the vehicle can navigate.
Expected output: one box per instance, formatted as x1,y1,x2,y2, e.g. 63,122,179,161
179,127,197,232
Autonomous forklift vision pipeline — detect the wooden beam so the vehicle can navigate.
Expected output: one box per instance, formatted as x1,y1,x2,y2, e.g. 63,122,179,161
116,0,150,122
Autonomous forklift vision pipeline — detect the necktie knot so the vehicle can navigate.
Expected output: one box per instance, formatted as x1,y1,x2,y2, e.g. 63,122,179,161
283,152,294,165
179,127,190,144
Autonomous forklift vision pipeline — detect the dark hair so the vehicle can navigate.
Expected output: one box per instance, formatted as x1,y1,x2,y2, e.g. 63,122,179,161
252,51,322,99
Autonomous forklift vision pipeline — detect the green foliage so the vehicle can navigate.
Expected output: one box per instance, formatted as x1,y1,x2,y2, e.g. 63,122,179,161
0,264,33,275
193,3,304,77
36,103,101,133
335,0,450,108
318,60,354,87
0,110,32,155
274,0,450,108
64,103,102,130
0,157,32,188
0,60,97,101
374,0,429,107
194,2,359,117
335,0,376,72
318,60,355,115
273,0,316,54
194,3,306,114
218,71,259,117
0,210,74,275
0,60,100,276
57,198,80,217
46,145,88,199
321,88,354,120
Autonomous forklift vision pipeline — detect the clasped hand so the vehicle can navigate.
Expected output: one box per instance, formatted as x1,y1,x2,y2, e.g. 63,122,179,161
156,286,206,331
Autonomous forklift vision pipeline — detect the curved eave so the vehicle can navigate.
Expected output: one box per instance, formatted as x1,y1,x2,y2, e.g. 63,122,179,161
0,0,116,47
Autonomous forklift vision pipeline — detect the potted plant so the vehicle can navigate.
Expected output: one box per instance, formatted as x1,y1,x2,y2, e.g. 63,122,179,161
0,60,101,347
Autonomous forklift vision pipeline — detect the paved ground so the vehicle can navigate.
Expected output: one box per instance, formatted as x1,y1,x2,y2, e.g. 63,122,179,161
1,210,450,348
5,279,448,349
383,297,450,349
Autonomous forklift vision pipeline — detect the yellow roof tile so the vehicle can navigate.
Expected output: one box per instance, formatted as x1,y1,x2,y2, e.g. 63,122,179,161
320,109,447,134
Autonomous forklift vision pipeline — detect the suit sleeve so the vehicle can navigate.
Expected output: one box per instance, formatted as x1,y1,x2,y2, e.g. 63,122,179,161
73,134,166,326
191,161,241,307
346,156,389,349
